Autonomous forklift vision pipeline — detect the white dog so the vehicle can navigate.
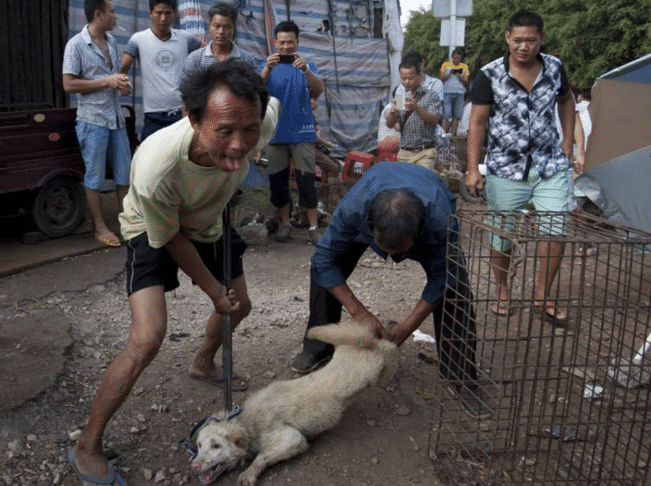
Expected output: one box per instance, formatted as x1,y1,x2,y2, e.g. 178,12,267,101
190,320,397,486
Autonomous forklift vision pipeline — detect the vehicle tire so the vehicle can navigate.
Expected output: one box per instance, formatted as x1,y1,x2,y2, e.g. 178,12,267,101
459,179,486,204
30,176,86,238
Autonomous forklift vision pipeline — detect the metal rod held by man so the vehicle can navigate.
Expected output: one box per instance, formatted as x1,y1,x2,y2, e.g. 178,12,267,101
221,201,233,411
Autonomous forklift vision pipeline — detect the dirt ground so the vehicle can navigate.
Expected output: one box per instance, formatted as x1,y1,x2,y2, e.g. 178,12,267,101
0,188,468,486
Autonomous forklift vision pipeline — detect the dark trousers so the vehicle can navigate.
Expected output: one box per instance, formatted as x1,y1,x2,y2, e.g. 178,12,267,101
141,111,182,142
302,244,478,384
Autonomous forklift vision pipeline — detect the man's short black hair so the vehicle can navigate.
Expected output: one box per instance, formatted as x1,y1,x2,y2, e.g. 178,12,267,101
402,49,424,65
369,189,425,249
508,10,544,34
208,2,238,24
275,20,300,39
180,59,269,123
84,0,107,23
399,59,421,74
149,0,176,11
452,48,464,57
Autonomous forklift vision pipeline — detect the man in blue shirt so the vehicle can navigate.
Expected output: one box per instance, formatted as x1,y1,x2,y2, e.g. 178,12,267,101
259,20,324,244
290,162,490,418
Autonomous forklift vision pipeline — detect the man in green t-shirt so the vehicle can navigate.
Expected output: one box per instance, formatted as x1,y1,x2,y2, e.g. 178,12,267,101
66,59,279,486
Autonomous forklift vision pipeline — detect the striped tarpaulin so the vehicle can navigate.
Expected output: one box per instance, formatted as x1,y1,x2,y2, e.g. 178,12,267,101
67,0,395,155
262,0,278,55
178,0,206,44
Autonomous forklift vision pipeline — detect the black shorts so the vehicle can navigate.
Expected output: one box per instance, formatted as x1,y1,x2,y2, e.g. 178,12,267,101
125,228,247,296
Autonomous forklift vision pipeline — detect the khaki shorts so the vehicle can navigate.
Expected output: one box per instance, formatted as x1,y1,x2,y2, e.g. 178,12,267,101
397,147,437,171
266,143,316,175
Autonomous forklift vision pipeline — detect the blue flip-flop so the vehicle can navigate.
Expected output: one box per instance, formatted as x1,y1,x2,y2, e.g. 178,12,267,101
67,448,128,486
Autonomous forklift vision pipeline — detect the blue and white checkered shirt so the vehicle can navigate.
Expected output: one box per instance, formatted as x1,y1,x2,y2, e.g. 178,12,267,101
62,25,125,129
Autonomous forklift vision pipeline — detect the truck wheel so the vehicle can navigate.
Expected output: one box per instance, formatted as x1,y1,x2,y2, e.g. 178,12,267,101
30,176,86,238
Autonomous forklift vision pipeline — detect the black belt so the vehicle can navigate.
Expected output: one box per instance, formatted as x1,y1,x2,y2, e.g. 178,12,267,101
403,143,436,151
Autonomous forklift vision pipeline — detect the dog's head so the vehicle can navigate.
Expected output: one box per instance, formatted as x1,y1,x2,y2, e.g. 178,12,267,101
190,416,248,484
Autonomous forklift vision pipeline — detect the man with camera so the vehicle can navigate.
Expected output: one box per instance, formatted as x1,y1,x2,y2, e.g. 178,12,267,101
260,20,324,244
386,58,442,171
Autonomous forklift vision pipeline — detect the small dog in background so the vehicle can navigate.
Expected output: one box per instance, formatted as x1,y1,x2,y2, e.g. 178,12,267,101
190,320,397,486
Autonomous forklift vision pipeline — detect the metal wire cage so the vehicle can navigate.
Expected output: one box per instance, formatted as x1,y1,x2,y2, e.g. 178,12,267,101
432,209,651,485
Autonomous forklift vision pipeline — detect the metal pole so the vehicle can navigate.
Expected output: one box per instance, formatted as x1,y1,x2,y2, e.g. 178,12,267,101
449,0,457,59
221,201,233,411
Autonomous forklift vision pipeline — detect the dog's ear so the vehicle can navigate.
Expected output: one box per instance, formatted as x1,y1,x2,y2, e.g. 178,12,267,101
225,431,247,450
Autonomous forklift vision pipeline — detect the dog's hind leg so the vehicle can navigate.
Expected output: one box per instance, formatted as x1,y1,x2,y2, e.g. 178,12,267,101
237,427,308,486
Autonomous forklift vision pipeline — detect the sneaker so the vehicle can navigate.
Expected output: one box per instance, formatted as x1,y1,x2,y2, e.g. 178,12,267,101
448,383,492,419
307,227,322,245
290,351,332,374
274,223,292,242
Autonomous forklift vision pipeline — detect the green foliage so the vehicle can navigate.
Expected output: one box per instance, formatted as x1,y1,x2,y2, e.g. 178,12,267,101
402,0,651,90
401,7,448,76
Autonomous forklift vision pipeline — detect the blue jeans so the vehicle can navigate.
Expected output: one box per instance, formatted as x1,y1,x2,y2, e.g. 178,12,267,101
76,121,132,190
141,110,182,142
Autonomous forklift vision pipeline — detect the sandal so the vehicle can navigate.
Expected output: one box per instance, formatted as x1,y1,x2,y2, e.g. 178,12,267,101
94,233,121,248
490,301,512,316
67,447,128,485
533,306,569,327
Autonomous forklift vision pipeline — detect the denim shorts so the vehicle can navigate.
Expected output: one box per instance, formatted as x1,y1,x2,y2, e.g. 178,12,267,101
76,121,132,189
443,93,465,120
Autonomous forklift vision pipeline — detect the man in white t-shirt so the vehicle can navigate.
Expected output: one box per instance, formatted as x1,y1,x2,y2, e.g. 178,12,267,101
120,0,201,141
67,60,280,486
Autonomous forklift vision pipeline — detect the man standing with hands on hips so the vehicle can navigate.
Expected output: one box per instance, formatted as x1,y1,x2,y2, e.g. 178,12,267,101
259,20,324,245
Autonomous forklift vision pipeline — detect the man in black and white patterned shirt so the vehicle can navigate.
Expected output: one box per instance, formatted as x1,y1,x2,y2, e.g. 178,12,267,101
465,10,575,325
386,58,442,171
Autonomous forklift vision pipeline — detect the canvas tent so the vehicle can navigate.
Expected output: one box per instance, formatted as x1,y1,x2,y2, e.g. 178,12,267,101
575,54,651,234
66,0,404,157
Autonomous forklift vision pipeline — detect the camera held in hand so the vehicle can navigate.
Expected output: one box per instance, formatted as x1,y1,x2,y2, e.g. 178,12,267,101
279,54,295,64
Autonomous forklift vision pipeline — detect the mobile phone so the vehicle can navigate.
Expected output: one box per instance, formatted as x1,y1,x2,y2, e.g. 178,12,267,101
279,54,295,64
451,68,463,74
394,93,405,111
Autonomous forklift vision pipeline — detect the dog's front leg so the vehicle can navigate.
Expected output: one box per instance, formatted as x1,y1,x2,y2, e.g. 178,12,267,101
237,427,308,486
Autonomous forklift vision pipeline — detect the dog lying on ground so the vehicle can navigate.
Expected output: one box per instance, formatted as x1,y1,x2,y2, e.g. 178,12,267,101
190,320,398,486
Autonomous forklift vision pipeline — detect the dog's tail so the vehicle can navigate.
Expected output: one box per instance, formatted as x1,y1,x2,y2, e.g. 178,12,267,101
307,321,381,350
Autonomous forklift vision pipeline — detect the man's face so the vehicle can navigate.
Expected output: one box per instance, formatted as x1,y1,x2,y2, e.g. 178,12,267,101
190,86,262,172
150,3,175,33
505,25,544,65
399,67,420,92
209,15,235,48
97,0,117,31
452,54,462,65
276,31,298,55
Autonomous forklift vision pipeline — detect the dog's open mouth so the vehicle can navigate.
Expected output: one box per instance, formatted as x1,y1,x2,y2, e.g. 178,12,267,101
197,463,228,484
